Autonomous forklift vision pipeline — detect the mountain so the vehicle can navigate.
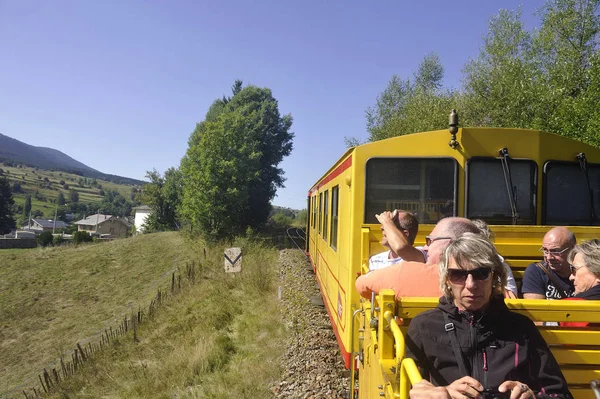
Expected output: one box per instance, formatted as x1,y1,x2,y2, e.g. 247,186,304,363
0,133,144,185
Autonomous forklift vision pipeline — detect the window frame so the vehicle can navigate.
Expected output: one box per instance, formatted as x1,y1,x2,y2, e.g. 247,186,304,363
465,156,538,225
330,185,339,250
318,192,323,235
323,190,329,241
542,160,600,226
363,156,458,224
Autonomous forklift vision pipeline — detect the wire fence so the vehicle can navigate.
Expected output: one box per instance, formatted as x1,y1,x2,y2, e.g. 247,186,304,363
2,256,205,399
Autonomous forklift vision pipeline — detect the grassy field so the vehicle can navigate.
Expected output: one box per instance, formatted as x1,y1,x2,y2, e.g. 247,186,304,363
0,232,286,398
0,164,140,218
0,232,201,395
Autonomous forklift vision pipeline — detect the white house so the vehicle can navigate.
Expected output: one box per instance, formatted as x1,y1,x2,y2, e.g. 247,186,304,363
133,205,152,233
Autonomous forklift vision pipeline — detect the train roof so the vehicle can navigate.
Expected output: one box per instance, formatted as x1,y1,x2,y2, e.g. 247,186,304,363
309,127,600,192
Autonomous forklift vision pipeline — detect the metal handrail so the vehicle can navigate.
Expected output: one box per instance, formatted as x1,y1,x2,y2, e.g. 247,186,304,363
349,308,363,399
399,358,422,399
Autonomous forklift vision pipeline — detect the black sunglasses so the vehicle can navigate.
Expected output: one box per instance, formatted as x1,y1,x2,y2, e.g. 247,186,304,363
447,268,492,284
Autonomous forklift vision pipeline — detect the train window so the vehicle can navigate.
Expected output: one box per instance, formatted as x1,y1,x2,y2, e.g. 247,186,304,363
364,158,456,224
318,192,323,234
544,161,600,225
466,158,537,225
311,195,317,229
330,186,339,250
323,190,329,241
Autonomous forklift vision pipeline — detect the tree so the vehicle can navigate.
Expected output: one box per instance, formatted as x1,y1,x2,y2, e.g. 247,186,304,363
532,0,600,145
37,231,53,247
69,189,79,203
98,190,133,216
23,194,32,218
73,231,93,244
460,8,540,128
180,81,294,240
364,53,457,142
141,168,182,232
0,177,16,234
57,192,66,206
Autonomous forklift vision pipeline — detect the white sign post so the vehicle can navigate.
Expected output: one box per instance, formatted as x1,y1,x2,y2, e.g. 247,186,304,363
224,247,242,273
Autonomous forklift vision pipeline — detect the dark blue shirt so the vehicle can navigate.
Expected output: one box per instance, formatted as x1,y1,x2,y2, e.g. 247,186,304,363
520,262,574,299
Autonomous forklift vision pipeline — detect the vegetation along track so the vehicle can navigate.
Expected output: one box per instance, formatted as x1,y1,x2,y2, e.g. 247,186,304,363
286,227,306,251
274,248,349,398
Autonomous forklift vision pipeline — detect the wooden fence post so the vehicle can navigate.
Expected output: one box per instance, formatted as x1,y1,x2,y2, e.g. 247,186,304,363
43,368,52,389
38,375,47,393
77,343,87,362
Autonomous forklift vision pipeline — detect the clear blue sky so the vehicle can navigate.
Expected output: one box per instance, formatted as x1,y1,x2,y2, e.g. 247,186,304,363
0,1,546,210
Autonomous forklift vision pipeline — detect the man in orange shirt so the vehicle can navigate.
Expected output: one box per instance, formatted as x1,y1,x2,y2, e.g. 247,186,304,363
355,217,480,299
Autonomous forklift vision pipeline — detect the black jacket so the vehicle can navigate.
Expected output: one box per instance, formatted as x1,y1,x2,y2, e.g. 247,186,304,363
405,296,571,398
574,284,600,299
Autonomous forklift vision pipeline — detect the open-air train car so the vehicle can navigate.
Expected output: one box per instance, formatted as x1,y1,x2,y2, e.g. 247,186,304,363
306,123,600,397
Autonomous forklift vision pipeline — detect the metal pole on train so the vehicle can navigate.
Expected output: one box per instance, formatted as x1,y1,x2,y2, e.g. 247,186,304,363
449,109,459,149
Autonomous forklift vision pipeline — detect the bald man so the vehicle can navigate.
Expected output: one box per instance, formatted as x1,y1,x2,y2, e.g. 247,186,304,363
521,227,576,299
356,217,480,299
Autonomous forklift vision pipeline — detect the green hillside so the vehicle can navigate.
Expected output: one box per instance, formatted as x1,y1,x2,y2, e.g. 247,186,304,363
0,163,142,223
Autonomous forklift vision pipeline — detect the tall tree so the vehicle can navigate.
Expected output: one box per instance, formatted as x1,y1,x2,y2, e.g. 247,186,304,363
180,82,294,240
141,168,182,232
23,194,32,217
57,192,66,206
0,177,16,234
461,8,540,128
69,189,79,203
365,53,456,142
533,0,600,145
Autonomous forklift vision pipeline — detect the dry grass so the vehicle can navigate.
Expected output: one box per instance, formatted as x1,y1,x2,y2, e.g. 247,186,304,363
1,233,286,398
0,232,206,396
43,236,285,398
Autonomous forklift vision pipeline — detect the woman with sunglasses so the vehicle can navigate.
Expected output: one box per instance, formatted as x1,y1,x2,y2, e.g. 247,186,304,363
567,239,600,299
406,233,571,399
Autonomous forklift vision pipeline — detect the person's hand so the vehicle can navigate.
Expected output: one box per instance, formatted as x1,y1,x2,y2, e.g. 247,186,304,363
445,376,483,399
375,210,395,225
498,381,535,399
410,380,449,399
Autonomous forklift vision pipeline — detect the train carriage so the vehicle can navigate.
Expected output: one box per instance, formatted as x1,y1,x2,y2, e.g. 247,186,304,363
306,116,600,398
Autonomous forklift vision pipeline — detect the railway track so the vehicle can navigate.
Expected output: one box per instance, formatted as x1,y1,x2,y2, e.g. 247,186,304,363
286,227,306,253
274,248,349,398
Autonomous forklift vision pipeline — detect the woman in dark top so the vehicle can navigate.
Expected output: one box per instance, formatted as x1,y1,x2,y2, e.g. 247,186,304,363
406,233,571,399
568,239,600,299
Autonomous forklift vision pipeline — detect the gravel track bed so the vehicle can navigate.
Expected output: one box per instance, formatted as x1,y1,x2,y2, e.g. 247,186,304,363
272,249,350,399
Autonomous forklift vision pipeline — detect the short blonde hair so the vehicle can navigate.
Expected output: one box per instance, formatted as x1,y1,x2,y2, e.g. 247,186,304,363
439,233,507,299
568,239,600,279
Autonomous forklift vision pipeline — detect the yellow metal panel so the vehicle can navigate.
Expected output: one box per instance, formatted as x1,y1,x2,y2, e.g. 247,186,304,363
570,388,596,399
551,348,600,365
541,329,600,346
562,369,600,385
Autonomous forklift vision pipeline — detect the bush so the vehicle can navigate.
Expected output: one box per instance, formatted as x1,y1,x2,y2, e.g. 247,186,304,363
53,235,66,246
73,231,93,244
37,231,53,247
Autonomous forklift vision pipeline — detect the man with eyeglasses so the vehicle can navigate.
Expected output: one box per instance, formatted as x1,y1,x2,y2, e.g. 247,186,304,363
521,227,576,300
368,209,426,271
356,217,480,299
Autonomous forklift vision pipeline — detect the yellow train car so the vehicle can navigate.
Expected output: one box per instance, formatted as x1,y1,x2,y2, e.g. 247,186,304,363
305,121,600,395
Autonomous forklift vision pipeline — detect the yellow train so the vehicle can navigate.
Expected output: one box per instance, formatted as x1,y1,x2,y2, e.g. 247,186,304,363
306,115,600,398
